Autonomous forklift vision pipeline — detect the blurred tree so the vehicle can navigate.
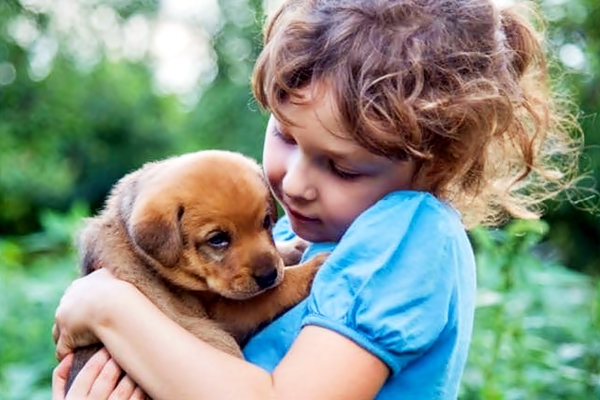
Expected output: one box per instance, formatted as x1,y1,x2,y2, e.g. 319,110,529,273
0,0,218,234
0,55,180,234
0,0,597,273
175,0,268,158
540,0,600,274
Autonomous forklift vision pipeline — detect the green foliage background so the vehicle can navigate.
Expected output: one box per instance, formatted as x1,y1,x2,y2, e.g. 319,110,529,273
0,0,598,398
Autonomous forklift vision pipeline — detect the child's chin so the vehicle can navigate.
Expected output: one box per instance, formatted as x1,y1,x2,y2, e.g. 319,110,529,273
290,220,339,243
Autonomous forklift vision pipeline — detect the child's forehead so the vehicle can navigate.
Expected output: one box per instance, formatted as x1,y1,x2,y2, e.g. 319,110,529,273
277,81,345,132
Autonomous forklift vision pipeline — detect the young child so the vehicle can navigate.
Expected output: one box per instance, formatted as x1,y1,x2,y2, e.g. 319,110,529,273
52,0,581,399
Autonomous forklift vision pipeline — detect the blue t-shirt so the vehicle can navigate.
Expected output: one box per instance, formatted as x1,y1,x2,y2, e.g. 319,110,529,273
243,191,476,399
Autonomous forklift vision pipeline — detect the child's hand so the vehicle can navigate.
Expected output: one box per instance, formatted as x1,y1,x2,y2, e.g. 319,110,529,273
277,237,309,265
53,268,130,360
52,348,145,399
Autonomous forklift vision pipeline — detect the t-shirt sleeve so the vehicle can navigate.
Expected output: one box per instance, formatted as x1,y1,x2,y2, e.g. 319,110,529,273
301,191,464,375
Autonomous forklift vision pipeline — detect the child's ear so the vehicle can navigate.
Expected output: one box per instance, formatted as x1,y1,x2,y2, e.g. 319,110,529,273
126,196,183,268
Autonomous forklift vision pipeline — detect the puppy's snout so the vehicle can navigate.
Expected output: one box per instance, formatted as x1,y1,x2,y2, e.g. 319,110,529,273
251,252,281,289
253,268,278,289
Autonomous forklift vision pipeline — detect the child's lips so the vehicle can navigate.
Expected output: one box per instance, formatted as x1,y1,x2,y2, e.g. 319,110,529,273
287,207,319,223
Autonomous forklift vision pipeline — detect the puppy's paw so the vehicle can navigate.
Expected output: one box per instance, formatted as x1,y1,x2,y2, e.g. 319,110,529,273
276,237,309,266
301,252,328,279
271,252,329,308
286,251,329,286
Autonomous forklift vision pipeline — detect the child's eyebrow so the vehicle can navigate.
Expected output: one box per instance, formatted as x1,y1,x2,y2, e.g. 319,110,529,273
323,148,354,161
321,146,383,167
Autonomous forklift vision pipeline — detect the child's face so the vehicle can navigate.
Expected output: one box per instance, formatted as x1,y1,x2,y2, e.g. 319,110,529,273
263,84,415,243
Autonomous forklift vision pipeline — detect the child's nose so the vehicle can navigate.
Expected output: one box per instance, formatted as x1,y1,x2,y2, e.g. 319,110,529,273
282,153,317,201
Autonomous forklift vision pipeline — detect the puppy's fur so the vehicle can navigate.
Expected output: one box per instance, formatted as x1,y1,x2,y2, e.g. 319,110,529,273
64,150,324,393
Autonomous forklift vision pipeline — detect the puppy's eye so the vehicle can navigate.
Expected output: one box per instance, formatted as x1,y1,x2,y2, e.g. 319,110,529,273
206,231,231,249
263,215,272,230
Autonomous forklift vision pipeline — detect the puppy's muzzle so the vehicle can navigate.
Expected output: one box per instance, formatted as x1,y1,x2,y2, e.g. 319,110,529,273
250,253,281,290
253,268,279,289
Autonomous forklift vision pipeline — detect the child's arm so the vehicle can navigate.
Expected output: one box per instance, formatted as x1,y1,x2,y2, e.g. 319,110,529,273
54,268,389,400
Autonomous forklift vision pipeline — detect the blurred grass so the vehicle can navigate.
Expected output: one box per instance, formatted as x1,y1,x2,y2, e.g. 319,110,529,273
461,221,600,399
0,206,83,400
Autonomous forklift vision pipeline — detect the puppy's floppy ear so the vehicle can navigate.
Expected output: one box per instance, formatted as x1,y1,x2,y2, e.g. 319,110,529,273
258,167,279,223
126,197,184,268
268,193,279,223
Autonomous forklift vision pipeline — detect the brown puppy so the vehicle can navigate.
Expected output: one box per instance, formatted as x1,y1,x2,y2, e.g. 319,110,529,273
62,150,324,393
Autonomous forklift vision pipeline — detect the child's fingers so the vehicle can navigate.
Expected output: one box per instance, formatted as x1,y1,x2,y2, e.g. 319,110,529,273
87,357,123,398
107,374,139,400
51,354,74,400
130,386,147,400
66,348,113,397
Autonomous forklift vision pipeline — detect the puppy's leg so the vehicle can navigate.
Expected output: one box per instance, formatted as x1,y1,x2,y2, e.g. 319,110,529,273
212,253,327,343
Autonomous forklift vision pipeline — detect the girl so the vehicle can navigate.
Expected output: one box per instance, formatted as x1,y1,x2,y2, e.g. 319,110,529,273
52,0,581,398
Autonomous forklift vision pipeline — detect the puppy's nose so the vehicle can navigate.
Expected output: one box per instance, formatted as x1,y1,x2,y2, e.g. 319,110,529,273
253,268,278,289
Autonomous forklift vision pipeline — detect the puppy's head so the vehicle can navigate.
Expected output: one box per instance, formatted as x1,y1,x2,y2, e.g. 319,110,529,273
122,150,284,299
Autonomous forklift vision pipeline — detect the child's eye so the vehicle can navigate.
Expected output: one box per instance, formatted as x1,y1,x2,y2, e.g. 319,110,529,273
273,127,296,145
328,161,362,180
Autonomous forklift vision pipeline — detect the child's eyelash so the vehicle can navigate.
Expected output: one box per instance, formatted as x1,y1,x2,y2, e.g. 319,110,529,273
328,161,361,180
273,128,296,145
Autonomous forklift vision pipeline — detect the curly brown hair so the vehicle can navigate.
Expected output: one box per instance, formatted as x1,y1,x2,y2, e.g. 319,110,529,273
252,0,582,227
